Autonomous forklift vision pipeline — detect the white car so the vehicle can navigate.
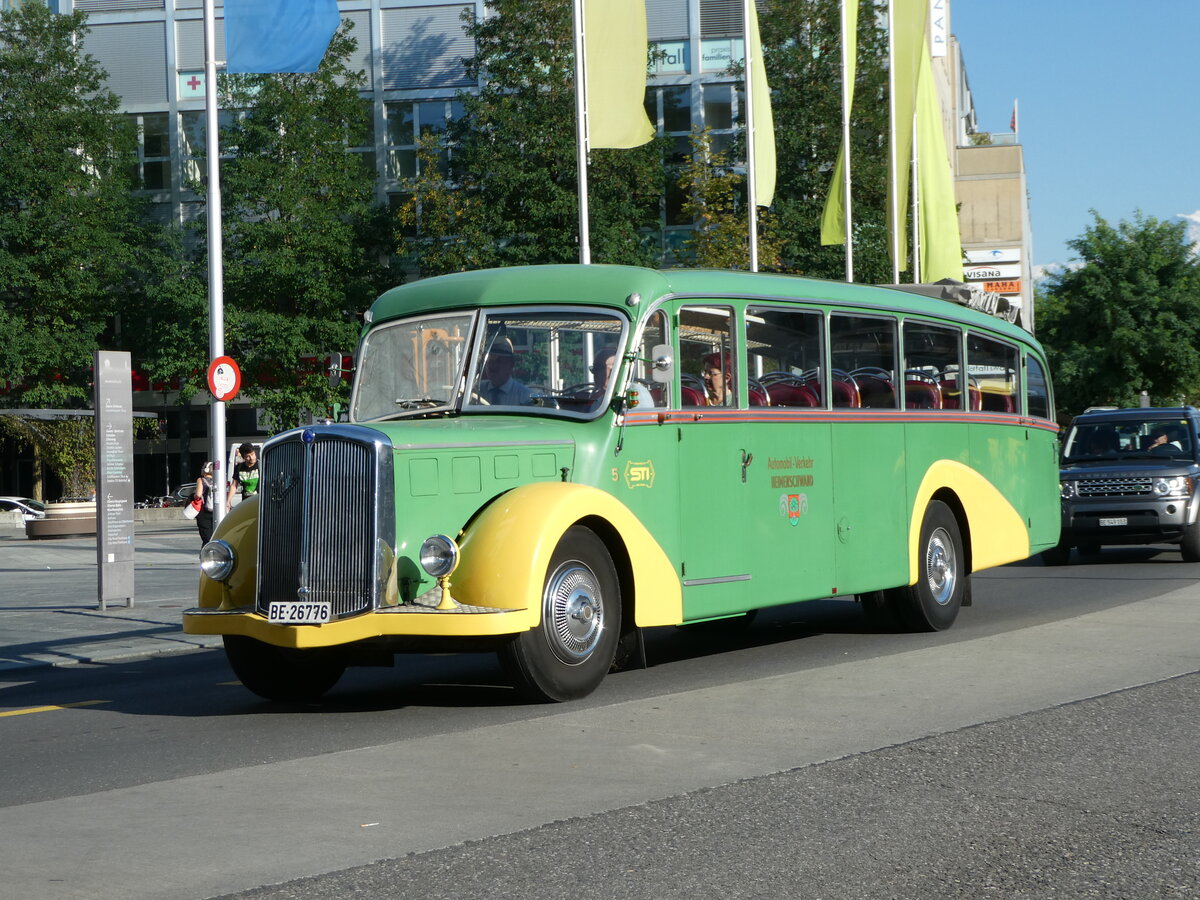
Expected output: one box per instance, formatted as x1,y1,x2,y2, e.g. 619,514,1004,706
0,497,47,522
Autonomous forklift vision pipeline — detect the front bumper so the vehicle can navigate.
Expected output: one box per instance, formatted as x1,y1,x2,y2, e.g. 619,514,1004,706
183,603,537,649
1061,495,1197,545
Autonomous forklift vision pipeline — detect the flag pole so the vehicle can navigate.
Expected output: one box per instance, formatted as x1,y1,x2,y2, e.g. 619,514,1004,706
202,0,228,523
572,0,591,265
886,0,901,283
838,0,854,282
911,113,921,283
743,0,759,273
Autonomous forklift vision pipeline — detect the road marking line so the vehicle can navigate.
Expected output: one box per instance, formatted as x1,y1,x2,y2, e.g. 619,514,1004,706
0,700,110,718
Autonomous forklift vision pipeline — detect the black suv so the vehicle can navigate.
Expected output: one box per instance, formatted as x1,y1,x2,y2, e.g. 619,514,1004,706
1047,406,1200,564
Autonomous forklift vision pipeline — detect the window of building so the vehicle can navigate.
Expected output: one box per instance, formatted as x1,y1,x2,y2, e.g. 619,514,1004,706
384,99,464,184
128,112,171,192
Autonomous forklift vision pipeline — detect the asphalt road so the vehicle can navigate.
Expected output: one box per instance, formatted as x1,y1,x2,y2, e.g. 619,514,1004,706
1,536,1198,899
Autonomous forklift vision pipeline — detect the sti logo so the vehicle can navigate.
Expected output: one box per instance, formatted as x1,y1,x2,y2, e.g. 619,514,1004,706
623,460,655,489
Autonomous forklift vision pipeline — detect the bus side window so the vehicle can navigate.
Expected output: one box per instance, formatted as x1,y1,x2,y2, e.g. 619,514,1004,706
679,305,737,407
636,309,670,408
968,333,1020,414
1026,354,1052,419
902,321,961,411
830,313,898,409
746,305,824,407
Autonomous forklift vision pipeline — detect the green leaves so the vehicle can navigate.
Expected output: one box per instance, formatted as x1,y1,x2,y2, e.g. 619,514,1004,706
1039,211,1200,416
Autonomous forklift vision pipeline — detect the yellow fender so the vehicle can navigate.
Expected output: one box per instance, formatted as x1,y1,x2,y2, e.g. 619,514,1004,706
197,497,260,610
909,459,1030,582
454,482,683,627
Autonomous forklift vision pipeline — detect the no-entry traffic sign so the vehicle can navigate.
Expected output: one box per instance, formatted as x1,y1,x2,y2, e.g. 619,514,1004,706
207,356,242,402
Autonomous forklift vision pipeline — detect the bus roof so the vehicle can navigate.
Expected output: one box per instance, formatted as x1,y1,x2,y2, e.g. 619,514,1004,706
367,265,1041,348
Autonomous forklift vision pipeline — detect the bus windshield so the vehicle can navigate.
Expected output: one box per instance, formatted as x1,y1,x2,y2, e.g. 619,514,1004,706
351,307,628,422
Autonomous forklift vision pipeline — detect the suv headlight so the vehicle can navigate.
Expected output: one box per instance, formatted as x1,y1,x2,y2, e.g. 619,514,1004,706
1060,480,1076,499
1153,476,1192,498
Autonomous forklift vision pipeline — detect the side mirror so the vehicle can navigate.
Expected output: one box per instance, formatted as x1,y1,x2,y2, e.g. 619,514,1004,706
650,344,673,384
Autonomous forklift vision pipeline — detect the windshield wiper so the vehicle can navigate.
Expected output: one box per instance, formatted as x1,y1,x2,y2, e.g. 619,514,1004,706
394,398,446,409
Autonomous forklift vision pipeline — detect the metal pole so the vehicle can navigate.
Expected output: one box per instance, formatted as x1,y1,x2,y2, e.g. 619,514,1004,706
202,0,227,523
572,0,591,265
743,0,759,273
911,113,921,284
887,0,901,283
839,0,854,282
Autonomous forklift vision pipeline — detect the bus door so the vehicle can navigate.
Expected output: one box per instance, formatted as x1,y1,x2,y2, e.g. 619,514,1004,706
743,304,836,605
672,304,754,620
828,313,908,594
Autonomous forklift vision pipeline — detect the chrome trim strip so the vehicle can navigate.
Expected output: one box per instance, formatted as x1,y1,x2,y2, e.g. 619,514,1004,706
391,439,574,451
683,574,753,586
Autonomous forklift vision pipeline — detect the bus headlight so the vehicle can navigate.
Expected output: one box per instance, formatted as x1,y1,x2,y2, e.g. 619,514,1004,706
1154,476,1191,498
200,540,235,581
420,534,459,577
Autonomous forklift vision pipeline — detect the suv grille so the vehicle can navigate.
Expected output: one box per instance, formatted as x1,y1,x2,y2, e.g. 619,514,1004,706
1077,476,1153,498
257,426,394,619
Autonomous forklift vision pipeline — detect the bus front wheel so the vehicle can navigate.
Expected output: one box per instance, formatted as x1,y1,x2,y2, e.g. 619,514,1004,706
887,500,965,632
498,526,621,703
223,635,346,702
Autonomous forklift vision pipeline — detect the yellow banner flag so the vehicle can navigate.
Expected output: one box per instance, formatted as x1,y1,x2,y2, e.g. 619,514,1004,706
748,0,775,207
820,0,860,245
916,45,963,282
887,0,929,272
583,0,655,149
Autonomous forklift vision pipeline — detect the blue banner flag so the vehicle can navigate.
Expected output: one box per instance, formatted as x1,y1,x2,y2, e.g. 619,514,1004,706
225,0,340,74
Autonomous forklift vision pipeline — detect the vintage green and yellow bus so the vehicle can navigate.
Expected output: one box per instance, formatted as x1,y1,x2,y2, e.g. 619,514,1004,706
184,265,1060,702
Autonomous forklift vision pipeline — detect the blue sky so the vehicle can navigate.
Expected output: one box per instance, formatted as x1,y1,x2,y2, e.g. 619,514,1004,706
950,0,1200,272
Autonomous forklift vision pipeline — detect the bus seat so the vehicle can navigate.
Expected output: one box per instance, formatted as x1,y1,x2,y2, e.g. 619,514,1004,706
857,375,895,408
940,381,981,411
681,385,705,406
749,381,770,406
905,380,942,409
767,381,819,408
831,379,860,408
981,391,1015,413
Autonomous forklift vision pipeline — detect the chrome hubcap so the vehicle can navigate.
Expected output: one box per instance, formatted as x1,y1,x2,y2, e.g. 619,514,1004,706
925,527,957,606
544,561,604,664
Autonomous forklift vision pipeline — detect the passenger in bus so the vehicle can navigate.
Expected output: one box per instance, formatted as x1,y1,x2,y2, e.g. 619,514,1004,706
701,352,733,406
478,338,532,405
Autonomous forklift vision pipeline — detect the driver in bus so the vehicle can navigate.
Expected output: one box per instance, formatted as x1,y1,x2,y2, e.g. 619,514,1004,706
591,347,654,408
478,338,532,406
701,352,733,406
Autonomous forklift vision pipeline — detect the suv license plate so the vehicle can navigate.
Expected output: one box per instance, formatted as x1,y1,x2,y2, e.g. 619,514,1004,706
1099,517,1128,527
268,602,331,624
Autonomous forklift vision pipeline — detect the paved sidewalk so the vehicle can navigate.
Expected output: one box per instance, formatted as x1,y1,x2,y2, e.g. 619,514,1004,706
0,515,221,672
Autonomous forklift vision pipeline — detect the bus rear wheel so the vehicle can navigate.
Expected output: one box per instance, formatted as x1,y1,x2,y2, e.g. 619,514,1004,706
887,500,965,632
499,526,621,703
223,635,346,702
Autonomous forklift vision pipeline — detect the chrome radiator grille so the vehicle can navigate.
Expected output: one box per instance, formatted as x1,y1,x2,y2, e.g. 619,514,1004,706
1077,476,1153,498
257,426,394,619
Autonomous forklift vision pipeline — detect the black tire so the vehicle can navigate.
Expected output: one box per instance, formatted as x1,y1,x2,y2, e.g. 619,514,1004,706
223,635,346,702
498,526,621,703
858,590,901,631
1181,523,1200,562
886,500,966,632
1041,539,1072,566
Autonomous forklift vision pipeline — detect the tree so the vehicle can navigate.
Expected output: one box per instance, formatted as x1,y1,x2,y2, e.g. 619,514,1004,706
185,21,393,431
677,128,784,270
397,0,664,276
0,4,172,408
761,0,894,282
1037,211,1200,416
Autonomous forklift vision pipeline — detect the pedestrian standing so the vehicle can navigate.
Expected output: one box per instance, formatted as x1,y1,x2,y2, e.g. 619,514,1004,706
195,461,216,546
227,442,260,511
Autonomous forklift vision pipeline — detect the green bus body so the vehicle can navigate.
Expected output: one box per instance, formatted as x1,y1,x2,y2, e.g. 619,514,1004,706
185,265,1060,703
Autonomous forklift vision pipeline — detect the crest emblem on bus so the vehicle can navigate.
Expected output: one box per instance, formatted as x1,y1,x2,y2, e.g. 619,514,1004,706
623,460,655,489
780,493,807,525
